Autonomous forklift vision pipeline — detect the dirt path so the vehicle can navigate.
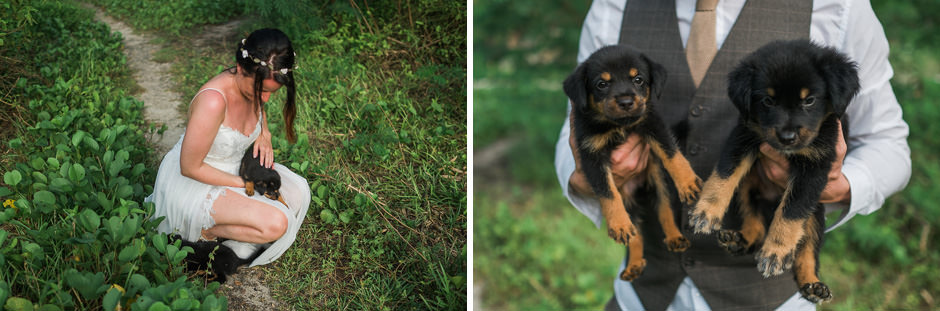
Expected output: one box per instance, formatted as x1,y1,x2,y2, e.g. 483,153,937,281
85,4,289,310
85,5,183,155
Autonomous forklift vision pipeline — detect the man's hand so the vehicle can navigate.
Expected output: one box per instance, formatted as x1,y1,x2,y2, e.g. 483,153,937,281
568,115,650,197
757,120,851,204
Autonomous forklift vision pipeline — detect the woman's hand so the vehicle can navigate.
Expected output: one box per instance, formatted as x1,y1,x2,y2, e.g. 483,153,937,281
254,128,274,168
757,120,851,204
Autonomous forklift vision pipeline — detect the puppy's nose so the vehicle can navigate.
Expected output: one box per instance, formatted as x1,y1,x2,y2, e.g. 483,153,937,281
616,97,635,110
777,130,798,145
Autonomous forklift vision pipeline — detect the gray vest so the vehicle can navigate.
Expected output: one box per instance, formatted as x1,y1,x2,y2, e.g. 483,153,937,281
618,1,812,310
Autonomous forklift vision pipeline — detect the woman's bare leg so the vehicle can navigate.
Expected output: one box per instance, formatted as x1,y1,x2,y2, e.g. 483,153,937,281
201,189,288,243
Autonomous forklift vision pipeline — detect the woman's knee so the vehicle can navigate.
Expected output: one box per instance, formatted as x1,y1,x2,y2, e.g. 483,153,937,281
259,209,288,242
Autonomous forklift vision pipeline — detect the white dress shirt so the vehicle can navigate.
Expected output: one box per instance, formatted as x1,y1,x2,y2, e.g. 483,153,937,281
554,0,911,310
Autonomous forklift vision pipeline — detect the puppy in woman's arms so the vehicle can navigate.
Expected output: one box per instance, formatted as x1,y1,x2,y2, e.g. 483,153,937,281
240,142,287,207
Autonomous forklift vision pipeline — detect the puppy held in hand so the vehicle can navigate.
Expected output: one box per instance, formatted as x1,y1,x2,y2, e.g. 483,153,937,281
688,40,859,303
239,143,287,207
564,45,701,281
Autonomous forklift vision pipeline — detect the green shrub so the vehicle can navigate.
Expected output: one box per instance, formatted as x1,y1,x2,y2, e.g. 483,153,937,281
1,1,223,309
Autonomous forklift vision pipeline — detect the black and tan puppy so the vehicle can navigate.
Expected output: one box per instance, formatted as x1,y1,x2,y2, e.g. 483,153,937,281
240,143,287,207
688,40,859,303
172,235,264,283
564,45,702,281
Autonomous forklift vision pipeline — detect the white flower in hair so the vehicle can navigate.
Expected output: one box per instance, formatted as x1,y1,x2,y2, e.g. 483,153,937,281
280,68,289,75
260,61,267,66
241,49,248,58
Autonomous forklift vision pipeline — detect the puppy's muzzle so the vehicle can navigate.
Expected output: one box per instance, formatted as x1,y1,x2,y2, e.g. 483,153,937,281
617,96,635,110
777,130,798,146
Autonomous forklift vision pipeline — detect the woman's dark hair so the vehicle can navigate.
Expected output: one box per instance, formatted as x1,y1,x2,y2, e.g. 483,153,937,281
229,28,298,143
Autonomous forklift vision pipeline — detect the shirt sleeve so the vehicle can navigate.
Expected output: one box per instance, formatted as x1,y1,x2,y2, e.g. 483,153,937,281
824,0,911,231
555,0,626,228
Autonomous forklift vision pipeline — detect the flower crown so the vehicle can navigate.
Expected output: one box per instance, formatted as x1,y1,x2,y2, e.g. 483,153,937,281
240,39,297,75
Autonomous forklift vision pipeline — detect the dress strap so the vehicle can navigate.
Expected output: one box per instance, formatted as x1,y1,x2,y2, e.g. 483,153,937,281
192,88,228,105
191,88,229,114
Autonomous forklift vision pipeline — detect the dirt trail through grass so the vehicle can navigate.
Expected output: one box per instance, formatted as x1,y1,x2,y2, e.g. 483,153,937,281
86,6,183,156
86,4,289,310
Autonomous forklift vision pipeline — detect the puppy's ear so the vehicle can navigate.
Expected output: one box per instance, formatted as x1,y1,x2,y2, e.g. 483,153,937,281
563,61,589,113
727,62,756,116
817,50,860,117
643,54,668,99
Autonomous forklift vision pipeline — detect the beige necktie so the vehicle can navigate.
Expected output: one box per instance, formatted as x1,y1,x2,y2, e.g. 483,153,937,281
686,0,719,88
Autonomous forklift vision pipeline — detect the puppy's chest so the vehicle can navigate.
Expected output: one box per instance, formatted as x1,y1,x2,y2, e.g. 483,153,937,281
581,123,642,154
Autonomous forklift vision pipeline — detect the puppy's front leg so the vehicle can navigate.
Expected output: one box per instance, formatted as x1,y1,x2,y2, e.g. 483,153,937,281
756,157,829,277
690,124,759,234
245,181,255,196
644,113,701,204
599,170,638,245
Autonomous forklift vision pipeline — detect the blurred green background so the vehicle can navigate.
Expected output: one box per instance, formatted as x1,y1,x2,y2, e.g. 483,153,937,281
473,0,940,310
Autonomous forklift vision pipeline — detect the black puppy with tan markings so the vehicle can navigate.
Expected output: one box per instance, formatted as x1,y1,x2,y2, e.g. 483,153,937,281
564,45,702,281
688,40,859,303
240,142,287,208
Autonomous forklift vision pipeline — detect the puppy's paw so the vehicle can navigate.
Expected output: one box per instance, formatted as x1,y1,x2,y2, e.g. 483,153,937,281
755,243,796,277
244,181,255,196
606,219,638,245
665,235,690,252
619,259,647,281
800,282,832,303
688,204,723,234
717,229,749,256
676,175,703,205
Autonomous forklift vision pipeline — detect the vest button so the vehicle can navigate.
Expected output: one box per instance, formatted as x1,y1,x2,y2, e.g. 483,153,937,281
683,256,695,267
690,105,704,117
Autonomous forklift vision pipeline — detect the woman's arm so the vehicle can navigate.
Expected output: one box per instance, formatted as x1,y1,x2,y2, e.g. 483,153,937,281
180,90,245,188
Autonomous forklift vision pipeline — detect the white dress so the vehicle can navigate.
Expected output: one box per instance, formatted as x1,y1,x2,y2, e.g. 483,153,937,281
145,88,310,267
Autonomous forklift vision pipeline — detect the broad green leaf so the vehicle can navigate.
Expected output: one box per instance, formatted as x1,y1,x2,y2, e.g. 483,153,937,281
64,269,107,300
33,190,55,207
83,136,99,151
320,209,336,224
71,131,85,147
152,233,168,253
29,158,45,170
119,244,140,262
78,209,100,232
68,164,85,183
128,274,150,295
148,302,172,311
31,171,47,184
4,297,32,311
3,170,22,186
102,288,122,311
46,158,60,170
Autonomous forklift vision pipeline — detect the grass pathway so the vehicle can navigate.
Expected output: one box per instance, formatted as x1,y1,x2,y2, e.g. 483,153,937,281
84,4,289,310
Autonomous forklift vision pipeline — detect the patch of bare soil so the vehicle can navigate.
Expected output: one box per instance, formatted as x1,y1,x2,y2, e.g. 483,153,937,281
85,4,287,310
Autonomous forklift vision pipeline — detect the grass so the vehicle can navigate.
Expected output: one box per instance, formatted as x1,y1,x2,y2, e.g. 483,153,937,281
4,0,466,309
474,0,940,310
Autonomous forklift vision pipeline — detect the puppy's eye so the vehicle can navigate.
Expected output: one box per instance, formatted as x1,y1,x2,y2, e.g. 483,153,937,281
802,96,816,108
595,80,609,90
760,96,776,107
633,76,644,86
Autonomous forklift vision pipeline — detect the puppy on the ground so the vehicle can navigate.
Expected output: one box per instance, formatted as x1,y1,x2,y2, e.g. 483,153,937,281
173,235,264,283
240,142,287,207
688,40,859,303
564,45,702,281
